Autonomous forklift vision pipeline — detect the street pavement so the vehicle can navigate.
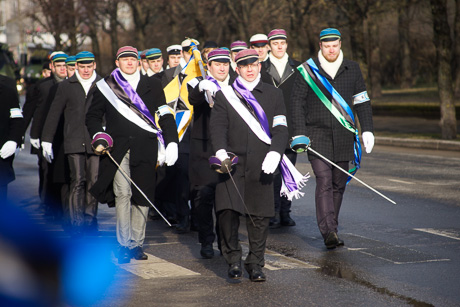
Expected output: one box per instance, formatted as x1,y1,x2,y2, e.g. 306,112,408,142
3,141,460,306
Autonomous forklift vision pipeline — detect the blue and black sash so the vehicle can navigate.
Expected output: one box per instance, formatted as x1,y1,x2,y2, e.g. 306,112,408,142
297,58,362,182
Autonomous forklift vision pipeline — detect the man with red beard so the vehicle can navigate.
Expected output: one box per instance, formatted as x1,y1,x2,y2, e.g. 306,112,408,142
290,28,374,249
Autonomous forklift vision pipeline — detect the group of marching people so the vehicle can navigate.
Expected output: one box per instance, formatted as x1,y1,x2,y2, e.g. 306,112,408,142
2,26,375,282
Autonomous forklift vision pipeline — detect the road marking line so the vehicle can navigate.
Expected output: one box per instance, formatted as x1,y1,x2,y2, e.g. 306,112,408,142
345,247,368,251
241,243,318,270
414,228,460,241
344,233,451,264
423,182,460,186
115,253,200,279
143,242,182,246
388,179,415,185
358,251,450,265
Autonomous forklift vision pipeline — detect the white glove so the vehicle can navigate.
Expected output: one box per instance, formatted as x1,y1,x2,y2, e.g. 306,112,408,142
165,142,178,166
216,149,230,161
42,141,54,163
0,141,17,159
198,79,218,95
362,131,375,154
261,151,281,174
30,138,40,149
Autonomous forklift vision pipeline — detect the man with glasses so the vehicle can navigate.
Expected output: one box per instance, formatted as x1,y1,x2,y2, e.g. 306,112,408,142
210,49,288,282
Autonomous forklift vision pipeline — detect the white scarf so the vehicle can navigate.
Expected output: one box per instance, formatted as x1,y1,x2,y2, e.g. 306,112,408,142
318,49,343,79
146,68,155,77
119,69,140,90
237,73,261,91
208,71,230,88
269,52,289,78
75,70,97,95
262,53,269,62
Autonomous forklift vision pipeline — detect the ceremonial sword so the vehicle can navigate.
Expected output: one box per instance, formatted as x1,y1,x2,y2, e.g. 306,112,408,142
307,147,397,205
224,164,256,227
106,151,172,227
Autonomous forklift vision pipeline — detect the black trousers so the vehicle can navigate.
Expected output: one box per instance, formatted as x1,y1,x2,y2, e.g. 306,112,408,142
174,153,191,219
0,185,7,204
192,184,217,245
67,153,99,228
38,152,62,216
273,149,297,213
217,209,270,269
310,158,348,239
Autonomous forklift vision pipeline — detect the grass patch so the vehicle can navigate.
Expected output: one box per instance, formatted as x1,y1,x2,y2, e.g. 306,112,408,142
375,131,460,141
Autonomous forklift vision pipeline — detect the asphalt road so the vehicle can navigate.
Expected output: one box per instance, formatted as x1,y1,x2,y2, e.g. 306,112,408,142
4,143,460,306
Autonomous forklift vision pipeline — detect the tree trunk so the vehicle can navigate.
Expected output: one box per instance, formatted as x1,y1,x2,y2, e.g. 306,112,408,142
343,0,368,84
453,0,460,97
399,0,412,89
129,2,147,50
369,17,382,98
53,33,62,50
430,0,457,139
304,18,317,59
90,31,101,70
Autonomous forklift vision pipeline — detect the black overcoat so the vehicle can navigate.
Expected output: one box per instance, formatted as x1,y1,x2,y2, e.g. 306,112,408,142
86,73,179,207
41,74,102,154
0,75,24,186
261,56,301,139
29,76,56,140
40,82,69,183
210,80,288,217
290,58,374,162
187,75,235,187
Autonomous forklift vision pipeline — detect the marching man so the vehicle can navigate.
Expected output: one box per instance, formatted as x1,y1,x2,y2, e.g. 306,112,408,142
188,49,236,259
86,46,179,263
210,49,308,281
290,28,374,249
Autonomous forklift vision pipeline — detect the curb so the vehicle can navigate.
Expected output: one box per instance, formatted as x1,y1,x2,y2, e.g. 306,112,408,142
376,137,460,152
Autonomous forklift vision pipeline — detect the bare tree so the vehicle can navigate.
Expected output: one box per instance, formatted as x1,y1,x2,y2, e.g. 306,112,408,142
125,0,157,50
29,0,67,50
368,15,382,97
334,0,369,83
453,0,460,97
430,0,457,139
399,0,412,88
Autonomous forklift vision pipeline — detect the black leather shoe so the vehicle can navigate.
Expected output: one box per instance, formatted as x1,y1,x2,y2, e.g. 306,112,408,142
118,247,131,264
175,216,190,234
84,219,98,235
324,232,339,249
248,267,266,282
337,237,345,247
132,246,148,260
280,212,296,226
200,244,214,259
269,212,281,229
228,262,243,279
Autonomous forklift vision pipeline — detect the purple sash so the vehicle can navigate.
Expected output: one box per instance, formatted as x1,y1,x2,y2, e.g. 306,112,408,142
232,78,297,193
110,68,164,144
